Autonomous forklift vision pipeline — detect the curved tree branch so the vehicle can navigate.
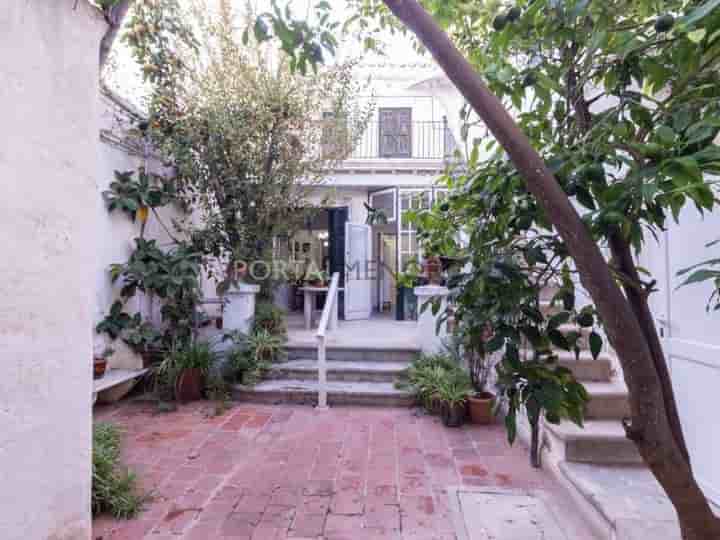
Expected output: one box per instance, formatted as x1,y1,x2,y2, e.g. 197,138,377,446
380,0,720,537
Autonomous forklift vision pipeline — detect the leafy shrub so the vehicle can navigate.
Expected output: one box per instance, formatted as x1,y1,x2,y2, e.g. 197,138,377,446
92,423,146,519
226,347,270,386
245,329,285,364
253,302,287,337
206,373,232,415
400,353,471,412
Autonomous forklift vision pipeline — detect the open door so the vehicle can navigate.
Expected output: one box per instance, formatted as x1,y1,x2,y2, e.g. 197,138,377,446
345,222,372,320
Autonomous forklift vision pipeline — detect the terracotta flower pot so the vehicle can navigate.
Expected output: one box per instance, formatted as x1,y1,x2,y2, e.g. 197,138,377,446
175,368,205,402
468,392,495,425
441,402,466,428
93,358,108,380
423,256,443,285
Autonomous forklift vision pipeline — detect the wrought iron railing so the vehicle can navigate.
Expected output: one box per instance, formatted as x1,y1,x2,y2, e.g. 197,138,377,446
322,119,457,161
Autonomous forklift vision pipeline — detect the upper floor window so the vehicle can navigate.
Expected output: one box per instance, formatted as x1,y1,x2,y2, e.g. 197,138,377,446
379,108,412,158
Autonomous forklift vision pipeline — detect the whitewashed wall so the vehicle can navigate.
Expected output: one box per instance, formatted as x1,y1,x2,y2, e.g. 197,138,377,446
95,89,189,369
640,207,720,505
0,2,105,539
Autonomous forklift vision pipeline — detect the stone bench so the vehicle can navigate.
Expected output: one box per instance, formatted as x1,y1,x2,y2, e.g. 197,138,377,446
93,368,148,405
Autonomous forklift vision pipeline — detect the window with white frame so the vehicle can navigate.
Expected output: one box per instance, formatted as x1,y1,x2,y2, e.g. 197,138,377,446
398,189,431,271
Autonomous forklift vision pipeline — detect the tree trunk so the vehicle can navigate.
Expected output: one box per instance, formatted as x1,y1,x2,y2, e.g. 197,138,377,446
530,420,541,469
381,0,720,537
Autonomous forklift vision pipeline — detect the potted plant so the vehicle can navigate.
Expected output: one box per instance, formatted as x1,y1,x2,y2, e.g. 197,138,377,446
158,341,215,403
395,261,423,321
447,325,497,425
422,254,443,285
94,346,114,380
305,270,328,287
123,317,164,368
467,354,495,424
436,370,473,428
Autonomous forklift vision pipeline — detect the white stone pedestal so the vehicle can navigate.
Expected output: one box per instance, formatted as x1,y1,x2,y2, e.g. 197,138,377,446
414,285,450,354
224,283,261,334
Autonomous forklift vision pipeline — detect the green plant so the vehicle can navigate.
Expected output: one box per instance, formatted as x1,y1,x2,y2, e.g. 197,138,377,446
127,2,371,299
245,329,286,365
122,317,163,355
396,261,422,289
161,341,215,375
678,238,720,311
206,373,232,416
96,301,133,340
164,0,720,535
435,369,473,407
103,169,175,223
364,203,389,226
226,347,270,386
101,239,203,350
155,341,215,399
92,423,147,519
253,302,287,337
400,353,465,412
444,335,494,396
305,270,328,285
496,344,589,468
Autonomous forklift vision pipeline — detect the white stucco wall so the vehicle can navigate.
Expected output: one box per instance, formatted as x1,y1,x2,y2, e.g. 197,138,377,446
95,90,189,369
0,2,106,539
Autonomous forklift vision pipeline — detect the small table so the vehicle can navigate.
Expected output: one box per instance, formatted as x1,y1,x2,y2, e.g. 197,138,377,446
300,286,343,330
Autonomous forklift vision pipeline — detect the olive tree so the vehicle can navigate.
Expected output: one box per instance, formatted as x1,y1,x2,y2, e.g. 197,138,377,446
125,0,370,296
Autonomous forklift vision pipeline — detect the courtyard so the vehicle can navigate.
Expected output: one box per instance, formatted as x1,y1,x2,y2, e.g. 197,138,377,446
91,402,592,540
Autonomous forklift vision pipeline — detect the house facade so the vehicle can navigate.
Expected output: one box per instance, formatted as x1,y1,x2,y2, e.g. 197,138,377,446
277,62,465,322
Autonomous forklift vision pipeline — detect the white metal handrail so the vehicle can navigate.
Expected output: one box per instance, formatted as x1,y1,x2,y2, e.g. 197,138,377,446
316,272,341,410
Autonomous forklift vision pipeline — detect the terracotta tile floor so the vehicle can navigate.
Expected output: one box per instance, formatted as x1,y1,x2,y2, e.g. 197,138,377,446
92,402,556,540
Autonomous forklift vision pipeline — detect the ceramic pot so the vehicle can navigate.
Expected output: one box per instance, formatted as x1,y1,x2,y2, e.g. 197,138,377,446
93,358,108,380
175,368,204,402
441,401,466,428
468,392,495,425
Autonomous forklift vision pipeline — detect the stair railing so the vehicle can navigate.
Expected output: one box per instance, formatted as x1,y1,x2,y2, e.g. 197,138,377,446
316,272,341,409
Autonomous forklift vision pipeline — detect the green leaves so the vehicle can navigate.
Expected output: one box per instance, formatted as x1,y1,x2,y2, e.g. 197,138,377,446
103,169,174,223
681,0,720,28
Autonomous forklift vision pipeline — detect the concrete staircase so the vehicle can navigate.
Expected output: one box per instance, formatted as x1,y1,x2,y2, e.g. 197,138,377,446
536,300,643,465
534,296,686,539
233,345,418,407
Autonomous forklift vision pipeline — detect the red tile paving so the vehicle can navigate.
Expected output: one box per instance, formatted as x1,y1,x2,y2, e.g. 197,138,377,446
92,402,554,540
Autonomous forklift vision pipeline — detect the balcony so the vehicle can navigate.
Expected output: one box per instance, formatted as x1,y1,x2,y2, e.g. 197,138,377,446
323,119,458,172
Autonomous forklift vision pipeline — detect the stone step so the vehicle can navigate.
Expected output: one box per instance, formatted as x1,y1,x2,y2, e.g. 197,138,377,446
285,345,419,363
522,349,614,382
233,379,415,407
267,359,409,383
582,382,630,420
544,420,643,465
558,461,682,540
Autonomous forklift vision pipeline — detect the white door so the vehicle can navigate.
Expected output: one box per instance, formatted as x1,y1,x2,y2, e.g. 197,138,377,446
642,207,720,505
345,222,372,321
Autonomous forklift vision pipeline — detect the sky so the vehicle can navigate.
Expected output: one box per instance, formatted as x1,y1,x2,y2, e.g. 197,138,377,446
104,0,425,107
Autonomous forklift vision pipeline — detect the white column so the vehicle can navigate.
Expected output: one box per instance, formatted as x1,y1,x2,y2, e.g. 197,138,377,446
224,283,261,334
414,285,451,354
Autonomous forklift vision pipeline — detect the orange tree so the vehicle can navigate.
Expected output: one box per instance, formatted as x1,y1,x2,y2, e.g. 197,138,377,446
245,1,720,538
